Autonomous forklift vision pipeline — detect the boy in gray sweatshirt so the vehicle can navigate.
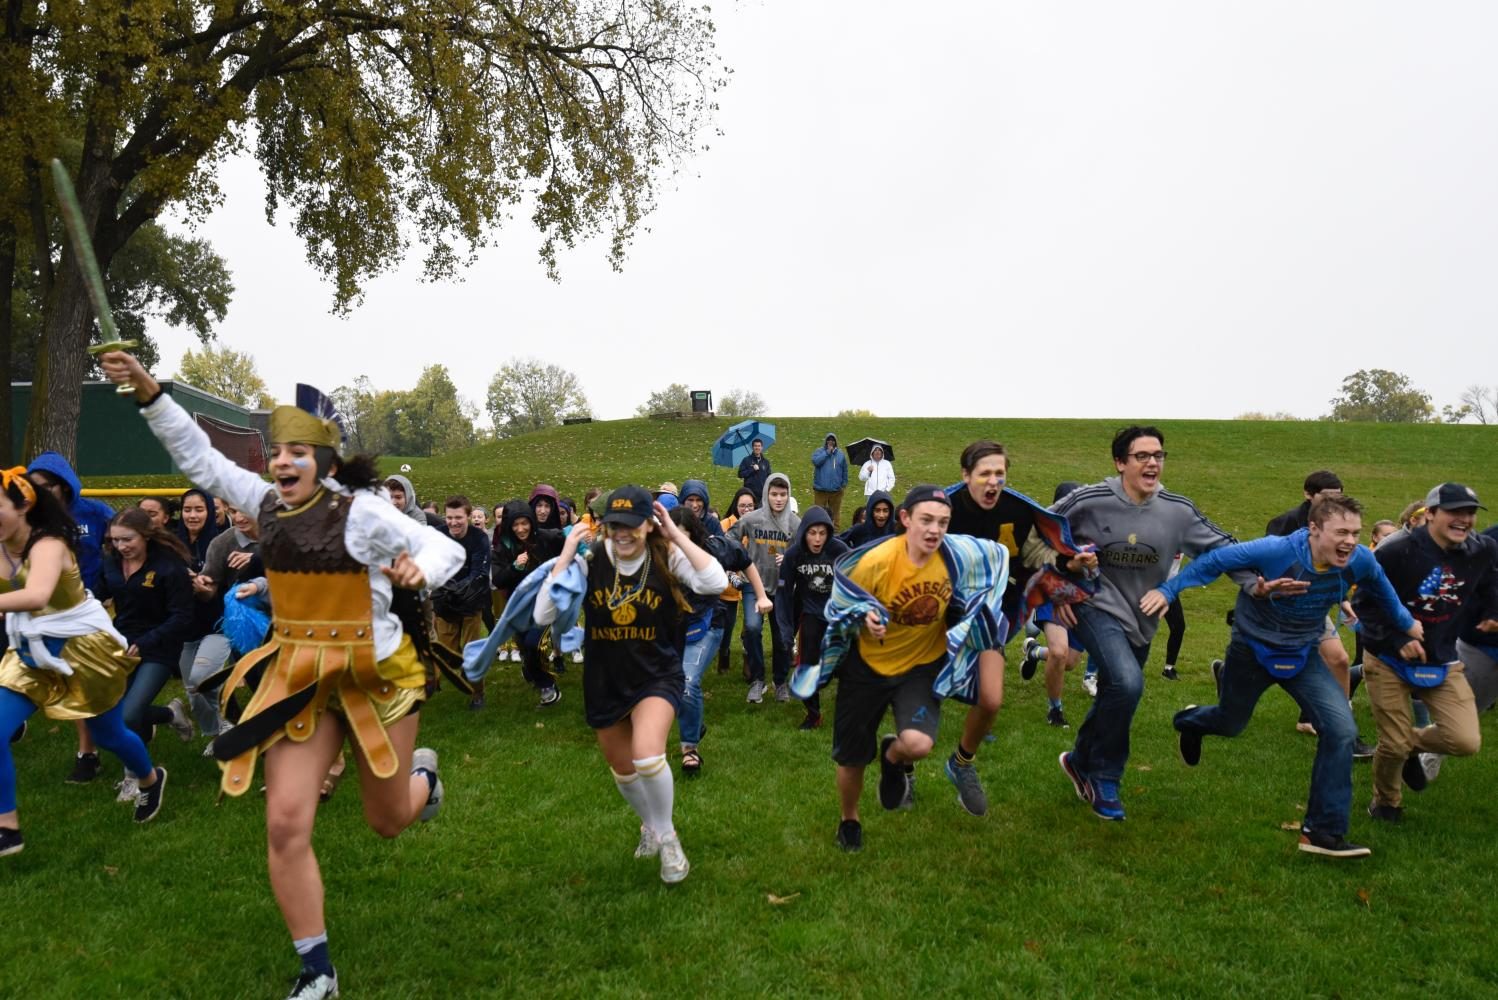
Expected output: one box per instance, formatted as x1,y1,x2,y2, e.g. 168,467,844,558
1051,425,1252,821
727,473,800,702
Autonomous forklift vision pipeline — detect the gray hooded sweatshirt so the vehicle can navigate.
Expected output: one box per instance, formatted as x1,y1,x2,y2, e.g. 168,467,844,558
1051,476,1252,646
385,474,428,526
726,472,800,595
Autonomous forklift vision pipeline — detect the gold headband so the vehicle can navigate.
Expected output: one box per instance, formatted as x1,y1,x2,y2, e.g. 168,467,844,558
268,406,342,450
1,467,36,505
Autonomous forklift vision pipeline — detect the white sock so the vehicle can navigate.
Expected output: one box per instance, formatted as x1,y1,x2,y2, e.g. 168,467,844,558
633,755,675,838
612,767,649,825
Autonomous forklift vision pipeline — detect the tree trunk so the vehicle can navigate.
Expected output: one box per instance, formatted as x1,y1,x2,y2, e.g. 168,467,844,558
0,219,14,466
22,150,115,465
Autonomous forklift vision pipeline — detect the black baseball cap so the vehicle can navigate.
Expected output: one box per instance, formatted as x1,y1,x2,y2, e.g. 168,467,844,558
1424,482,1485,512
600,485,655,527
900,484,951,512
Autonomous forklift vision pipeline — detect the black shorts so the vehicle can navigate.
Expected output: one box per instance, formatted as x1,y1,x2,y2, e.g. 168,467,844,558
830,645,942,767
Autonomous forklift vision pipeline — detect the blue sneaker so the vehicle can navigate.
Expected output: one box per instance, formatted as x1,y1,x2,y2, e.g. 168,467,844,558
1088,778,1125,821
1059,751,1091,802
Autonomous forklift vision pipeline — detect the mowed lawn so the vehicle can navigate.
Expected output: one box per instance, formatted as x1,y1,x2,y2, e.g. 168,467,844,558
9,416,1497,998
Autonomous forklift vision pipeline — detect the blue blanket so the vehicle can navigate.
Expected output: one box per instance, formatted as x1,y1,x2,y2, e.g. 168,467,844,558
463,557,587,682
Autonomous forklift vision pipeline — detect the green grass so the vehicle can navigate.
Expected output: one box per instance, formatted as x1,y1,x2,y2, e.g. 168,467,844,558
11,415,1498,998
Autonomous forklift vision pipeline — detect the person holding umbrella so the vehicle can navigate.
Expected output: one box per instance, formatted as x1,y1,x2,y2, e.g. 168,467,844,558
858,443,896,497
811,434,850,529
737,438,773,502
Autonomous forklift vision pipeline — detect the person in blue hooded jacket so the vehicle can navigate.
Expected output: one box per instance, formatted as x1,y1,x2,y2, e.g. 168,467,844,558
810,434,849,530
1142,494,1420,859
26,452,115,592
678,480,722,537
775,506,849,730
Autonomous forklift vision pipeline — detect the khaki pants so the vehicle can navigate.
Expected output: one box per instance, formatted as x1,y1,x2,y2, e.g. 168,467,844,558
1364,657,1481,807
813,489,844,529
434,613,488,654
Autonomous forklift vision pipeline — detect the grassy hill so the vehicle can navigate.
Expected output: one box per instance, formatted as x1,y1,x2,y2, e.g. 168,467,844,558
13,415,1497,997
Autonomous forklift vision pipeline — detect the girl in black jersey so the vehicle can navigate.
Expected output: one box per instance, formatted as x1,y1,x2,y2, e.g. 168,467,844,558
534,486,726,884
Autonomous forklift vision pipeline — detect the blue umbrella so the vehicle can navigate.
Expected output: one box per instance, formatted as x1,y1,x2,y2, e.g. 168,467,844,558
712,419,777,468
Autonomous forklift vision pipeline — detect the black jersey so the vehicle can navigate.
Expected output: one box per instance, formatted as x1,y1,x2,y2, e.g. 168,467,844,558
947,486,1038,622
581,547,686,728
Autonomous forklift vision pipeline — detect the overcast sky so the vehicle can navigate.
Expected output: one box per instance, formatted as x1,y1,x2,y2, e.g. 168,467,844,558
147,1,1498,425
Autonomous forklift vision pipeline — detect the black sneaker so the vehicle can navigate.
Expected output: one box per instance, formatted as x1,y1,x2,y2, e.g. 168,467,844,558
0,827,22,857
1161,666,1179,681
133,766,167,823
8,720,24,744
286,967,339,999
1298,829,1371,859
798,713,823,731
538,686,562,708
836,819,863,852
1210,659,1224,697
1352,738,1376,761
877,735,908,811
1046,706,1069,728
65,751,101,785
1402,753,1428,792
1178,711,1202,767
1020,638,1042,681
552,655,567,675
1367,800,1403,823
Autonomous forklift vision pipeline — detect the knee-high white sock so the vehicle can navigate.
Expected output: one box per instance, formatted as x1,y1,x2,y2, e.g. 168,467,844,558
633,755,675,837
612,767,649,825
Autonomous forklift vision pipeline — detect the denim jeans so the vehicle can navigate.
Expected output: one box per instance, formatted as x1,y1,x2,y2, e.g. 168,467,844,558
678,627,723,746
120,659,177,742
180,635,232,735
1068,603,1152,782
1175,639,1356,836
741,597,789,684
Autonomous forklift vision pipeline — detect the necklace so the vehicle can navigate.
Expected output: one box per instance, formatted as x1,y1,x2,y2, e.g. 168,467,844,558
606,551,651,611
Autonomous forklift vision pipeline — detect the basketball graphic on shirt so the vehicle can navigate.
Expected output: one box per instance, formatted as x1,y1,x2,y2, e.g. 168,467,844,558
612,602,638,626
901,594,942,626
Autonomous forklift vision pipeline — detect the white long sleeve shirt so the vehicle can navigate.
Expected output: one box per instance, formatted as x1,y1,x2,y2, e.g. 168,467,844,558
859,459,896,495
533,540,727,626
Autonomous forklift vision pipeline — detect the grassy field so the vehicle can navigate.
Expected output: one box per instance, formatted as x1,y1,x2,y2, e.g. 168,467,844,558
11,415,1498,998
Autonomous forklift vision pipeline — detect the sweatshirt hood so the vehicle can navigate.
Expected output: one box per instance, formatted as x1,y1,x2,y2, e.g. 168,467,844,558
173,486,222,558
500,498,537,546
761,472,791,505
759,473,795,532
529,483,561,529
27,451,82,504
864,490,896,534
681,479,710,506
1104,475,1158,507
384,473,426,523
794,505,834,546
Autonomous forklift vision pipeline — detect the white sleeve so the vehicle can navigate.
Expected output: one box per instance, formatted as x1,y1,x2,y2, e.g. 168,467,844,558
670,545,728,595
139,394,272,513
533,579,560,625
859,461,872,482
346,493,465,589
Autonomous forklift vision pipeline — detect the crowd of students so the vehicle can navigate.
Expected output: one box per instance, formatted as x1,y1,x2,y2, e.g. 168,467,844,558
0,348,1493,999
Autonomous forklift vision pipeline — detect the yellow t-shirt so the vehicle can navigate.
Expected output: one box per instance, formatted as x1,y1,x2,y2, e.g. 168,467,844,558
852,536,952,676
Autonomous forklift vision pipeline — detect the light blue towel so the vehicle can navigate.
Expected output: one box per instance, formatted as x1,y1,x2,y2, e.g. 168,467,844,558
462,557,587,682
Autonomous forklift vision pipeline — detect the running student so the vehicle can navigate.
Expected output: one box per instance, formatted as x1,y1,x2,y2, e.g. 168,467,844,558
1019,481,1088,728
1145,494,1418,859
775,506,850,730
102,350,463,1000
534,487,728,883
0,468,168,857
795,485,1008,852
1052,425,1251,821
726,473,799,703
1355,483,1498,823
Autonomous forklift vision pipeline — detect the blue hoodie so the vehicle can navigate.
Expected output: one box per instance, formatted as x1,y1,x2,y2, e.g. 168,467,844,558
839,490,895,548
1158,528,1413,648
679,479,723,536
27,451,115,592
810,434,849,492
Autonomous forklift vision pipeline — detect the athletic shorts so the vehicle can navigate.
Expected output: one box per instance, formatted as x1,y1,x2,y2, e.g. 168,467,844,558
830,645,942,767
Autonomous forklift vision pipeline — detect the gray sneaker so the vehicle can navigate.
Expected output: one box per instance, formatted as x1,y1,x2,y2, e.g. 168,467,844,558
166,698,194,742
658,832,690,883
746,680,766,704
774,683,790,703
411,748,442,822
944,755,988,817
635,825,661,859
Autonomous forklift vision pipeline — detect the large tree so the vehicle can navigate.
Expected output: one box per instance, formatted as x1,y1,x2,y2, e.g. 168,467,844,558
1326,369,1436,424
486,357,590,438
4,1,721,462
634,382,691,417
175,342,273,407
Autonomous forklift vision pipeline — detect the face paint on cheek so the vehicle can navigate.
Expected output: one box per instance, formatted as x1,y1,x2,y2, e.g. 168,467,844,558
291,458,313,470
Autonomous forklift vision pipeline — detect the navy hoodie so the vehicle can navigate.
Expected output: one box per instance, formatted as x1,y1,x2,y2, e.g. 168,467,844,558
680,479,724,536
775,506,850,642
27,451,115,592
838,490,895,548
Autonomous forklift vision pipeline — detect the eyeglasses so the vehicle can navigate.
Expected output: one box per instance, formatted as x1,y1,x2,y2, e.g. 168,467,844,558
1129,451,1167,463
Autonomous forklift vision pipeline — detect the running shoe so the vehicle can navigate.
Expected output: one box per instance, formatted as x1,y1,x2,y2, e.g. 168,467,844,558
877,735,908,810
133,766,167,823
635,825,661,859
412,748,442,822
285,968,339,999
538,686,561,708
1367,800,1403,823
1081,673,1098,698
836,819,863,852
1020,638,1042,681
0,827,22,858
1402,753,1428,792
1059,751,1091,803
746,680,766,704
1177,710,1202,767
1160,666,1179,681
1419,752,1444,783
658,832,690,884
166,698,194,742
944,755,988,817
798,713,823,731
1352,738,1377,761
1088,778,1125,821
66,751,101,785
1297,829,1371,859
1046,706,1069,728
774,683,791,703
115,775,139,802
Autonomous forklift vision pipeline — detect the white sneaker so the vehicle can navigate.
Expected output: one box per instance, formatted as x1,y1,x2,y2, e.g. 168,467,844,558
167,698,194,742
572,650,583,663
115,776,139,802
1081,673,1098,698
658,832,690,883
634,824,661,859
1420,752,1444,783
285,968,339,999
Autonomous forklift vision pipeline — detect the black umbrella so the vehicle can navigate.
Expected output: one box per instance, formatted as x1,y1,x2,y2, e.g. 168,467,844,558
847,437,894,466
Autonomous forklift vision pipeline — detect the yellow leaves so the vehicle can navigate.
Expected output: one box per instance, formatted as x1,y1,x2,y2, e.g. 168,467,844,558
766,892,800,906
